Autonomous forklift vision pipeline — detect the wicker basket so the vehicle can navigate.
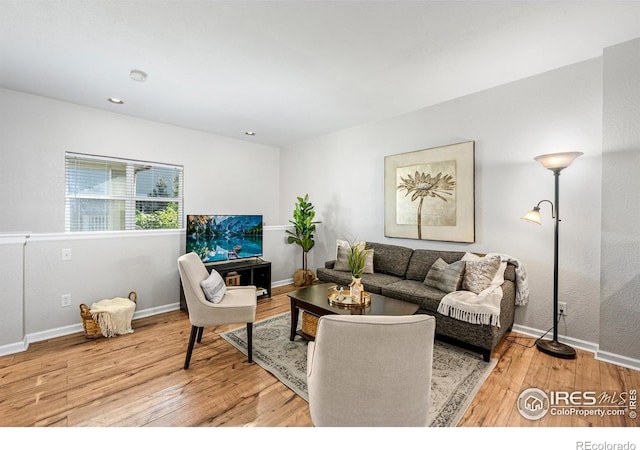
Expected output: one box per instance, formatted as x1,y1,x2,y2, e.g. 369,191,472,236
301,311,319,338
79,291,137,339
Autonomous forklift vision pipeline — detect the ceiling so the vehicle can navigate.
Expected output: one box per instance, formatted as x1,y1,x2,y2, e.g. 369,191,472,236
1,1,639,148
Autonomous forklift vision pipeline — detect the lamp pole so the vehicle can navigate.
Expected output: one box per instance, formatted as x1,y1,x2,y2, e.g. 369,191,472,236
552,169,560,343
523,151,582,359
535,167,576,359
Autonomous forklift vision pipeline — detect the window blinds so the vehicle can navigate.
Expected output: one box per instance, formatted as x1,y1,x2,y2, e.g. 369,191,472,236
65,152,183,232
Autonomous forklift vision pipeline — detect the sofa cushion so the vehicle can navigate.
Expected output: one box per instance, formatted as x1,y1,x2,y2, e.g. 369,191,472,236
317,267,354,288
381,280,447,313
361,273,404,295
317,268,401,295
423,258,465,293
462,253,502,294
365,242,413,278
405,249,466,281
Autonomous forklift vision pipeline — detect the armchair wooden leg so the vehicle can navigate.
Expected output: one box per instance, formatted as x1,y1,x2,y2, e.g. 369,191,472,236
196,326,204,343
184,325,198,369
247,322,253,363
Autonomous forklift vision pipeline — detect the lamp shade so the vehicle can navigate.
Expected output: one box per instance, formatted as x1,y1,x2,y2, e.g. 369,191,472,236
534,152,583,171
521,206,542,225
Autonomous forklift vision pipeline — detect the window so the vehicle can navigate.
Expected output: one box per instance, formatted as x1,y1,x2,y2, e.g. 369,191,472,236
65,153,183,232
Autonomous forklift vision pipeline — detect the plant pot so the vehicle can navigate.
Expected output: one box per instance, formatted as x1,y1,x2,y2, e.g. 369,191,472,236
349,276,364,303
294,269,316,287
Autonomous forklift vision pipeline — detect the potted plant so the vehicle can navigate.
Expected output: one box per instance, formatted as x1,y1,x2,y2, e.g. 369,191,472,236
286,194,318,286
347,244,367,279
347,243,370,302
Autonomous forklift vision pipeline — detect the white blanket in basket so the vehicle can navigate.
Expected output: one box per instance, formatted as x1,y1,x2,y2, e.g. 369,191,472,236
90,297,136,338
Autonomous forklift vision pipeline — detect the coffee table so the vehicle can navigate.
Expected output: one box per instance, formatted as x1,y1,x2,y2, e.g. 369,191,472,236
288,282,420,341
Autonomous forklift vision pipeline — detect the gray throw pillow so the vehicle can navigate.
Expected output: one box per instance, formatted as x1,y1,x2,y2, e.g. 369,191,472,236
200,269,227,303
462,254,501,294
423,258,465,292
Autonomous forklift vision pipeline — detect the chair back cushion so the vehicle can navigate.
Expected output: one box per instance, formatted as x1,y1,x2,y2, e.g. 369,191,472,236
307,314,435,426
178,252,211,309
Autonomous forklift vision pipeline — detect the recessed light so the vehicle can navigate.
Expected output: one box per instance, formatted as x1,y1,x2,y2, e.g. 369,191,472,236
130,69,147,82
108,98,124,104
245,131,255,136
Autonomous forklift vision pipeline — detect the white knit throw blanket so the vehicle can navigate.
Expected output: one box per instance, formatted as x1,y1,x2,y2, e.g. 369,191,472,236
437,253,529,327
90,297,136,338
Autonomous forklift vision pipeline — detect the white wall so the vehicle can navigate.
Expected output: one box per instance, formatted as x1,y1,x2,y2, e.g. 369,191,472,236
0,234,27,350
0,89,286,351
601,38,640,362
0,88,281,232
280,58,604,347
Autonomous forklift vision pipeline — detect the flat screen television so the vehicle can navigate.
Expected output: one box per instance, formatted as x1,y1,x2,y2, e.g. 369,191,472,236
186,214,263,263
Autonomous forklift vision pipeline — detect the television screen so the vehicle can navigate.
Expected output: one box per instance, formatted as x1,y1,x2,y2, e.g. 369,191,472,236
186,215,263,263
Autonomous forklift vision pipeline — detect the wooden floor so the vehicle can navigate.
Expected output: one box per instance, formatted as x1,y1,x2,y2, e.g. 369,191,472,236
0,284,638,427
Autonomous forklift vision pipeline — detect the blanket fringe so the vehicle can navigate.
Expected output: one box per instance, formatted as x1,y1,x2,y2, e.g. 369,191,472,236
92,310,134,337
437,303,501,327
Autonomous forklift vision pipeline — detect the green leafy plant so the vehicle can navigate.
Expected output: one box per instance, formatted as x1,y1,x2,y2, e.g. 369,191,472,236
286,194,317,271
347,244,367,279
135,203,178,229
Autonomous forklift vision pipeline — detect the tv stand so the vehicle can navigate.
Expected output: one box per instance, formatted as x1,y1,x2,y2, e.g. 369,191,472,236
179,258,271,311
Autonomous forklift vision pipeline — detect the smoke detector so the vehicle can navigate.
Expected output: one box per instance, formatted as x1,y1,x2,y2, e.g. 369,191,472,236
130,70,147,82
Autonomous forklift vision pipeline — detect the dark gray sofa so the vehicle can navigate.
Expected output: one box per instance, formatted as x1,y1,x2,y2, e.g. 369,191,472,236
316,242,517,361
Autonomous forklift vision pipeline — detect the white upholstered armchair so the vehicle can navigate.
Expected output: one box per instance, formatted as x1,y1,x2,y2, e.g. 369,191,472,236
177,252,257,369
306,314,435,426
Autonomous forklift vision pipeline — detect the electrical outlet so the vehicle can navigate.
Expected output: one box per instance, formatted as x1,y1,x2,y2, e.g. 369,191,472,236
61,248,72,261
61,294,71,307
558,302,567,317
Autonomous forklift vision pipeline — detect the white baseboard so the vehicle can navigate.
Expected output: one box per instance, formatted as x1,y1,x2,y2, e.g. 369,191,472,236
0,279,300,358
5,303,640,374
595,349,640,371
0,303,182,357
511,323,640,371
0,339,28,357
272,278,294,288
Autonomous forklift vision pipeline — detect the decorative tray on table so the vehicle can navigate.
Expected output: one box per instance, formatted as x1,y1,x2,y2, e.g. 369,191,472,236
327,286,371,308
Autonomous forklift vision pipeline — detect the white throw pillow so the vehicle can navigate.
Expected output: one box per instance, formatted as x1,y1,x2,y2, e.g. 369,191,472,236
200,269,227,304
462,253,502,295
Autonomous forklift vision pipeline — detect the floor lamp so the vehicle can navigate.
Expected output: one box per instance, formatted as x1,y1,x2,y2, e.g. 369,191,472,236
521,151,583,359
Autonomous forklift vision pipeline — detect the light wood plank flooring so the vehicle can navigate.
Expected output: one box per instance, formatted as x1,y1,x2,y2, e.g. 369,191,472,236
1,285,637,427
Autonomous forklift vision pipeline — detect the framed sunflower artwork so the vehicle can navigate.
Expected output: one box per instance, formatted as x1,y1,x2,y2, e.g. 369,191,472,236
384,141,475,243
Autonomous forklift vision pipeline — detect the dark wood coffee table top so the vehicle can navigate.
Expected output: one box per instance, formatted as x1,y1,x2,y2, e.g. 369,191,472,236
287,283,420,341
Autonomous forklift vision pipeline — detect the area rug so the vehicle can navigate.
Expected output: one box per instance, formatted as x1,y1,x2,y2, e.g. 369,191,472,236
221,312,497,427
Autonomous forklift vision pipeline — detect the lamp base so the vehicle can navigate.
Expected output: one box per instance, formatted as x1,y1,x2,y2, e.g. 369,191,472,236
536,339,576,359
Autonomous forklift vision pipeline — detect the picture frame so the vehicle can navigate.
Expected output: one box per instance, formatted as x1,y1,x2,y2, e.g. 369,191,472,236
384,141,475,243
